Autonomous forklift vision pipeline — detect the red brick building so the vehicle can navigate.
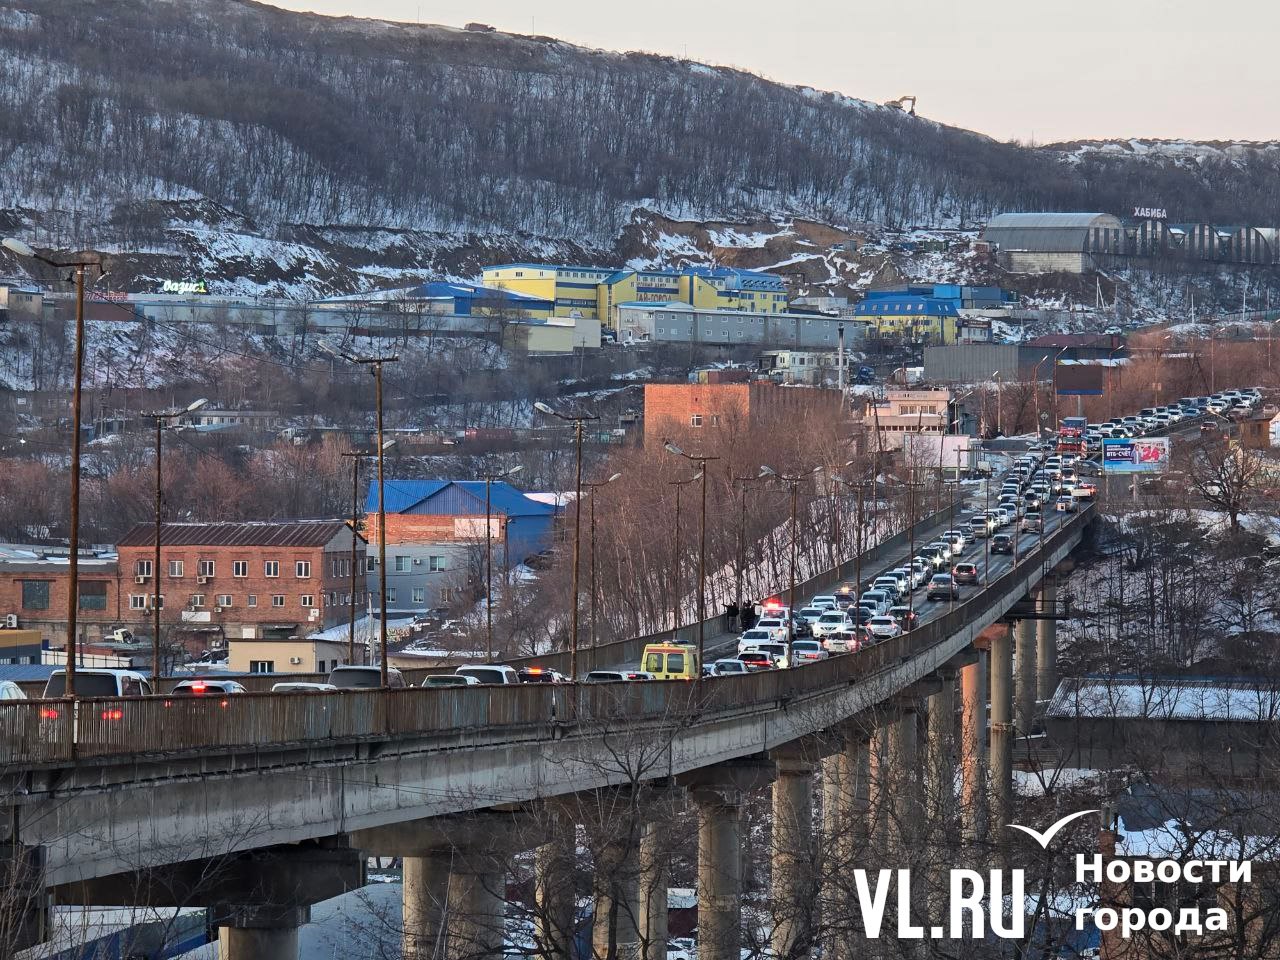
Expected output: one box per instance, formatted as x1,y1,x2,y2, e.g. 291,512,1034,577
642,382,846,446
0,553,123,646
115,520,366,643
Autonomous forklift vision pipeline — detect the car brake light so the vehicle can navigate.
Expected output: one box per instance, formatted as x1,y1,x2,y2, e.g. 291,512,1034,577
101,709,123,721
191,681,207,695
39,707,59,720
220,699,229,708
527,667,544,675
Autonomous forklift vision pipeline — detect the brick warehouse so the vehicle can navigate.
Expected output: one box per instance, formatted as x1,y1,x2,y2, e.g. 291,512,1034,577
642,381,847,446
114,519,367,645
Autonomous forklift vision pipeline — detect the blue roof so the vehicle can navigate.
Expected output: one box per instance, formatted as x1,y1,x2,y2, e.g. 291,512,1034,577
366,480,557,517
854,296,959,317
486,263,614,273
0,664,60,681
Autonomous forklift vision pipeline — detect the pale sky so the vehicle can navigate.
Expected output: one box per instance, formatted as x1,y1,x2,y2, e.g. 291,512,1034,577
268,0,1276,143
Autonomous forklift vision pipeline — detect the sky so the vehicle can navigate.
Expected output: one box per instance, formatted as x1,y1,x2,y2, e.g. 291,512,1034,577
267,0,1278,144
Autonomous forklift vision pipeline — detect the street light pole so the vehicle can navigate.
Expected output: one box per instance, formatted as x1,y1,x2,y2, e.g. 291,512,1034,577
580,473,621,659
732,470,768,628
3,238,101,697
663,442,721,670
1030,354,1050,439
667,472,700,638
318,342,399,685
482,465,524,663
142,399,206,680
760,465,822,650
533,402,600,681
339,452,362,664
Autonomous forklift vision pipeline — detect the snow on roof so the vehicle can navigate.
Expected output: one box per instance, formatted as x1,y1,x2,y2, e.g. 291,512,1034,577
1048,677,1280,723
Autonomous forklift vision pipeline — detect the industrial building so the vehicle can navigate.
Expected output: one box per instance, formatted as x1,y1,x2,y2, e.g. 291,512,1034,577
924,337,1125,383
853,291,961,344
980,213,1126,274
616,301,862,349
642,381,846,446
483,263,789,328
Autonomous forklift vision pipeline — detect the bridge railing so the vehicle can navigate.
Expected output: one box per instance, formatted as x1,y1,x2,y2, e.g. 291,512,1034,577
0,505,1093,767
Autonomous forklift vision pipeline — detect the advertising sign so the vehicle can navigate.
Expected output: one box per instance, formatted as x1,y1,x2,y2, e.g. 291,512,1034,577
1102,437,1170,473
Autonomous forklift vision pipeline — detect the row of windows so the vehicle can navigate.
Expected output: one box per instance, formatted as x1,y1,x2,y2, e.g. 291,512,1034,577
382,586,453,604
689,415,722,427
135,559,313,579
19,580,108,611
654,328,841,342
128,593,313,610
249,658,344,674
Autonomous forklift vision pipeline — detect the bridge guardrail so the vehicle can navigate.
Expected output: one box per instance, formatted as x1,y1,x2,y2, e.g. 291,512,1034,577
0,504,1093,766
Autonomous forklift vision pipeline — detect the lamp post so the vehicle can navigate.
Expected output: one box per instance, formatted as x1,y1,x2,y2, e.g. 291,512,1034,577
992,371,1002,437
533,402,599,682
663,441,722,668
481,465,524,663
3,238,103,697
667,471,702,640
141,398,207,680
760,465,822,648
580,472,621,657
1030,354,1050,439
732,468,770,630
338,440,395,667
1107,346,1124,420
1049,346,1069,431
833,474,874,604
318,342,399,685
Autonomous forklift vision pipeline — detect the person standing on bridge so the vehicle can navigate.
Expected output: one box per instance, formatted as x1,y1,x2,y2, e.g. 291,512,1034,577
726,601,739,632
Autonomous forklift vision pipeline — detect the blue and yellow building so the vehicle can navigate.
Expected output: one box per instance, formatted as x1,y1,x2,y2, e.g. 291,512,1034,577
482,263,789,329
854,291,961,345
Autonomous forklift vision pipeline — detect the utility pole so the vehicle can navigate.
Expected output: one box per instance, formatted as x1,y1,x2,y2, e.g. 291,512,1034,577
761,465,823,649
663,442,721,671
481,465,524,662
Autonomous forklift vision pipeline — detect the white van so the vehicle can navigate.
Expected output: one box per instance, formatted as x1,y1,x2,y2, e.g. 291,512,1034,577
42,669,153,699
455,664,520,685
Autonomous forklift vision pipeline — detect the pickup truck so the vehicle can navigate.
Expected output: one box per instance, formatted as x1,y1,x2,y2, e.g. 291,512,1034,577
1070,482,1097,500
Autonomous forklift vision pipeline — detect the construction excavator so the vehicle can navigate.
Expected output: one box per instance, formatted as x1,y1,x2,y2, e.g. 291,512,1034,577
883,95,917,115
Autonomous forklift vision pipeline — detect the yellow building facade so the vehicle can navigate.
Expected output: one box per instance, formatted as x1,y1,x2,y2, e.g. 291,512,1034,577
483,264,789,329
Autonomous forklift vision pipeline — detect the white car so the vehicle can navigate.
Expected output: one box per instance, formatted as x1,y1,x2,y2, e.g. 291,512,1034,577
811,610,851,640
753,618,789,643
738,628,778,653
797,606,826,625
866,616,902,640
809,595,839,609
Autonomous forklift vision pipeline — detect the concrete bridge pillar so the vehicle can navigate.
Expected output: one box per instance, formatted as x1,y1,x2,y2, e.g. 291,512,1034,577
820,730,869,960
925,670,957,824
534,812,577,960
1015,615,1037,736
694,787,743,960
989,623,1014,855
218,906,307,960
447,855,507,960
1037,580,1058,702
886,703,920,857
771,755,815,960
403,852,452,960
639,820,669,960
593,833,642,960
866,717,892,855
960,648,989,842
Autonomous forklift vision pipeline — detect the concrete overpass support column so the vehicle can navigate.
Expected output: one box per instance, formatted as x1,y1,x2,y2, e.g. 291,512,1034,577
959,650,989,843
535,814,577,960
694,787,743,960
446,856,506,960
218,907,307,960
403,852,452,960
866,720,891,855
771,757,815,960
886,705,920,857
1037,580,1058,703
925,671,957,825
989,624,1014,858
639,820,669,960
593,832,642,960
821,734,868,960
1015,616,1037,736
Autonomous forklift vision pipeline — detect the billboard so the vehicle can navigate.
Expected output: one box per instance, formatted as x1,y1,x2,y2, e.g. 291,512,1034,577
1055,365,1106,397
1102,437,1170,473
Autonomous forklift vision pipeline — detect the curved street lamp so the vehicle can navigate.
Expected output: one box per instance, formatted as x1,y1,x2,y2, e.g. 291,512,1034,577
663,441,722,671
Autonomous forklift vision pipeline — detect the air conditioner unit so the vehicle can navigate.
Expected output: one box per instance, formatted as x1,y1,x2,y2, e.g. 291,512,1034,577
309,609,321,620
197,576,209,584
413,558,424,565
3,614,16,629
213,606,224,613
289,656,303,665
134,575,148,584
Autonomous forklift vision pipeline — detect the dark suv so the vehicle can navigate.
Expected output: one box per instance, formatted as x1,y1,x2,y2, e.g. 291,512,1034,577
991,534,1014,555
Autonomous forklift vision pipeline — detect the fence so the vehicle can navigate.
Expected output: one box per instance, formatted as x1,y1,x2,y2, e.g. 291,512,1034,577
0,505,1092,766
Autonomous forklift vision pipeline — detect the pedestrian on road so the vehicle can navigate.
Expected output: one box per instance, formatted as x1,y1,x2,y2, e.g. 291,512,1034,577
725,602,739,632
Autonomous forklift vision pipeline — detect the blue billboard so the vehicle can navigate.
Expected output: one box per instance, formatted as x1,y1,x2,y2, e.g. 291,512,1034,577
1102,437,1170,473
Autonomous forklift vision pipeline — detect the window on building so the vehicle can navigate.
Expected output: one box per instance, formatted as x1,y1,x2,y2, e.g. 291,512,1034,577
134,559,152,578
394,556,410,573
295,561,311,579
129,594,147,610
366,557,376,572
690,415,703,427
232,560,248,578
412,587,425,604
217,594,232,607
168,560,184,578
300,595,313,608
710,415,721,426
198,559,215,578
271,595,285,607
20,580,50,610
387,587,397,604
427,556,446,572
264,560,280,578
247,595,258,607
78,581,107,611
440,587,454,604
249,660,275,674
